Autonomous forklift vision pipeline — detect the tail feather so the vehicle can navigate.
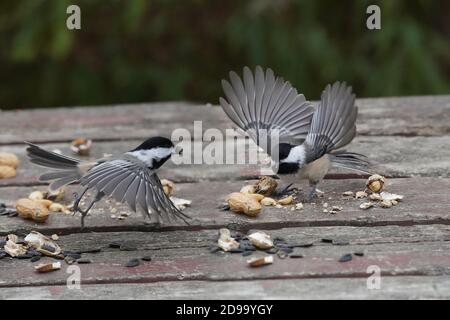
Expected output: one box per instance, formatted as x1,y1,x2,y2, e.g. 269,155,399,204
330,151,371,174
25,142,82,190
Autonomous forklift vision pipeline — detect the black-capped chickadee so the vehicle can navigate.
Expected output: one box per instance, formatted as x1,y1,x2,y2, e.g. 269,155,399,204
25,137,190,228
220,66,370,201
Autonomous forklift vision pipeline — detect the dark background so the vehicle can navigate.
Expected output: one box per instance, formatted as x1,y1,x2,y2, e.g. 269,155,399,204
0,0,449,110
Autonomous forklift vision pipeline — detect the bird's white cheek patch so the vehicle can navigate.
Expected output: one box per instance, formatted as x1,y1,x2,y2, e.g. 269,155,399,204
127,147,173,166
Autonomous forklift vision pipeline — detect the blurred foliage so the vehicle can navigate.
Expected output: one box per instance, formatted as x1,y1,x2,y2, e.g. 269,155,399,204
0,0,449,109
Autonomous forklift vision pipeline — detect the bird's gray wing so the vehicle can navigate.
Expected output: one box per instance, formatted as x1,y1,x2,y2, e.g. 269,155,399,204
79,159,190,224
220,66,315,156
304,82,357,162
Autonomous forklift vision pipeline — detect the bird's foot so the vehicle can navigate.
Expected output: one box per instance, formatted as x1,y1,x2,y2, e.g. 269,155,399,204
273,183,299,198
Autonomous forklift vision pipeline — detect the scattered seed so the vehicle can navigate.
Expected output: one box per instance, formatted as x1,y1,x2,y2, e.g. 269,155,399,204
339,253,353,262
77,258,92,264
265,247,278,254
321,238,333,243
332,240,350,246
247,255,274,267
108,242,121,249
354,251,365,257
35,262,61,273
30,256,41,263
119,245,137,251
126,258,140,267
64,252,82,260
278,247,293,254
289,253,304,259
141,256,152,262
295,242,314,248
75,248,101,254
229,248,244,253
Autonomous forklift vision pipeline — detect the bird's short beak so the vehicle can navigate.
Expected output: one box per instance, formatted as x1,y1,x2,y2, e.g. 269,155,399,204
174,145,183,155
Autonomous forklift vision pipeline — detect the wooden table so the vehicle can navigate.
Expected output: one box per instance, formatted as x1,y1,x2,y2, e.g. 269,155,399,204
1,95,450,299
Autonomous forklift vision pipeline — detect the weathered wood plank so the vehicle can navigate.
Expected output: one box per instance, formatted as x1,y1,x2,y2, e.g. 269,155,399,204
1,134,450,188
2,276,449,299
1,178,449,235
1,96,449,145
1,225,450,288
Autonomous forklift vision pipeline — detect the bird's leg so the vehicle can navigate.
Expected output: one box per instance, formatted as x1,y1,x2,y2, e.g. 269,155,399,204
306,181,319,203
72,187,89,214
74,188,104,230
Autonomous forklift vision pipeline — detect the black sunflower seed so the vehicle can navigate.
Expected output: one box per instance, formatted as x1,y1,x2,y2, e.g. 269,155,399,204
278,247,293,254
109,242,121,249
289,254,304,258
141,256,152,262
41,244,56,253
321,238,333,243
65,252,82,260
339,253,353,262
266,248,278,254
209,245,221,253
332,240,350,246
119,245,136,252
77,258,92,264
30,256,41,263
17,253,33,259
76,248,101,254
294,242,314,248
229,248,244,253
354,251,365,257
126,258,140,267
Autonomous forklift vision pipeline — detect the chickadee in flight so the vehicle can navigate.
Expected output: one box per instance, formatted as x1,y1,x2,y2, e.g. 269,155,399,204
220,66,370,201
25,137,190,228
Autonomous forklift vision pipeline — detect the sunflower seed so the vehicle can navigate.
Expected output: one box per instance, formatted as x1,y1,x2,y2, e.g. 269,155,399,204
332,240,350,246
126,258,140,267
229,248,244,253
278,247,293,254
289,254,304,259
64,252,82,260
354,251,365,257
109,242,121,249
141,256,152,261
30,256,41,263
294,242,314,248
321,238,333,243
339,253,353,262
77,258,92,264
75,248,101,254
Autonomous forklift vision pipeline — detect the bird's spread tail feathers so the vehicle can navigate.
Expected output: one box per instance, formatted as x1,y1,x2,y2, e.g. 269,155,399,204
329,151,371,175
25,142,82,191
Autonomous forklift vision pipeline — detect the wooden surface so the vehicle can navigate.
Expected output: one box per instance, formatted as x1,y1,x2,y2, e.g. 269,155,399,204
1,96,450,300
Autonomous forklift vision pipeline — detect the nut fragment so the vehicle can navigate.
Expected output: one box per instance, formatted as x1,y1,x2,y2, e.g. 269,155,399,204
380,191,404,202
379,200,393,208
369,193,382,201
4,240,27,257
330,206,343,213
360,202,374,210
278,195,293,205
28,191,44,201
43,189,65,202
260,197,277,206
0,165,16,179
342,191,354,197
0,152,20,169
71,137,92,156
294,203,304,210
34,199,53,208
161,179,175,197
366,174,386,193
247,193,265,202
34,262,61,273
226,192,261,217
355,191,368,199
217,228,239,252
170,197,192,211
24,231,62,256
240,185,256,194
49,203,65,212
248,231,274,249
247,255,274,267
254,176,278,196
16,199,50,222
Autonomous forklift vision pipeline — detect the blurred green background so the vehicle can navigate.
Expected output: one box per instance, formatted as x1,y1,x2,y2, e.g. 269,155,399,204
0,0,449,110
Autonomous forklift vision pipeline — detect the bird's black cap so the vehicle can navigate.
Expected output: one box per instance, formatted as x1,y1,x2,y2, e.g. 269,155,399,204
131,136,174,152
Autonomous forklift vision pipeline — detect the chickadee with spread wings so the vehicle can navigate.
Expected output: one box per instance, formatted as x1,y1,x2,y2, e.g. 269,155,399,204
25,137,190,228
219,66,370,201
